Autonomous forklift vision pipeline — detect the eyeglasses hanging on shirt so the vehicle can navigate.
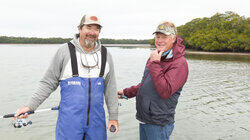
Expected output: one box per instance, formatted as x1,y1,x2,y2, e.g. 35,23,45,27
80,52,99,73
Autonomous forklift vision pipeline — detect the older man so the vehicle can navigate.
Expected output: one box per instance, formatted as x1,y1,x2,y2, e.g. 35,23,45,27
15,14,118,140
118,21,189,140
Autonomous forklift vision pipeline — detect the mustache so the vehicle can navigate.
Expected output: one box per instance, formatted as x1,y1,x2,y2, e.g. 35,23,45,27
86,35,97,38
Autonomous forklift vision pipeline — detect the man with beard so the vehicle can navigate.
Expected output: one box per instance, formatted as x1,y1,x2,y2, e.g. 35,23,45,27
118,21,188,140
14,14,118,140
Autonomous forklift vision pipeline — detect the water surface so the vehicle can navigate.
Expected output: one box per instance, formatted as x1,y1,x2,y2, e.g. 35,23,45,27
0,44,249,140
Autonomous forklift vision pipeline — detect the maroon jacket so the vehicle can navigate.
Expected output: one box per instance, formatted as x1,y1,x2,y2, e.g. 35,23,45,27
124,36,189,99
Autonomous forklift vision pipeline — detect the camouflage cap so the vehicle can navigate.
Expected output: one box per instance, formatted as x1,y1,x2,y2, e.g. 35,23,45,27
153,22,176,36
79,14,102,27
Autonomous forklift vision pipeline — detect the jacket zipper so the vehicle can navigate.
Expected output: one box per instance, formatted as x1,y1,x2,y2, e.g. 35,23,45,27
87,78,91,126
138,72,150,95
137,71,150,116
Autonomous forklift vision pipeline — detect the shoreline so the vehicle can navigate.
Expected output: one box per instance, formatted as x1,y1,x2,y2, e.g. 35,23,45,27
185,50,250,56
0,43,249,56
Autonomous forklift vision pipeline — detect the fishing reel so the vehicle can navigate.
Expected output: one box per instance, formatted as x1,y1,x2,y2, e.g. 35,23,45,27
13,119,32,128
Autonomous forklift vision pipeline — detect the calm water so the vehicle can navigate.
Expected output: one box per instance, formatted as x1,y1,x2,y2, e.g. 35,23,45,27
0,44,249,140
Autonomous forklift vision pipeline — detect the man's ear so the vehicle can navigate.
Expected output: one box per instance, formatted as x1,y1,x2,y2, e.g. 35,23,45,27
172,35,177,43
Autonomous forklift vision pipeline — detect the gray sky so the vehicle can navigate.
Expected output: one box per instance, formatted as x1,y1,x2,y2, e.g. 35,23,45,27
0,0,249,39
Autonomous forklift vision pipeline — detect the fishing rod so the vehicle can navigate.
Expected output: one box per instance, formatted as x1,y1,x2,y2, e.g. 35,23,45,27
1,106,118,132
1,106,59,128
1,95,127,118
0,106,59,119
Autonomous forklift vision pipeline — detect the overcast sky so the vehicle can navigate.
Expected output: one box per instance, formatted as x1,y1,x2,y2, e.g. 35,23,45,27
0,0,249,39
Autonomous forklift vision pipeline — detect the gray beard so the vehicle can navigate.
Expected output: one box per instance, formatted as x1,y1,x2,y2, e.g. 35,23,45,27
84,39,95,48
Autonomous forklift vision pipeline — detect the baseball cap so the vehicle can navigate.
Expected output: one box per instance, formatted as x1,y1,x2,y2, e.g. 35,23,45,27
79,14,102,27
153,22,176,35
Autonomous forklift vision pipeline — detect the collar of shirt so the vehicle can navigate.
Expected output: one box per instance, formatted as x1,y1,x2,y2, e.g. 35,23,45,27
162,49,173,59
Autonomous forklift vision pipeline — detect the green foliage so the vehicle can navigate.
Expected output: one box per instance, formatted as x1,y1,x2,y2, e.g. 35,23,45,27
0,36,150,44
177,11,249,52
100,38,149,44
149,38,155,45
1,11,249,52
0,36,71,44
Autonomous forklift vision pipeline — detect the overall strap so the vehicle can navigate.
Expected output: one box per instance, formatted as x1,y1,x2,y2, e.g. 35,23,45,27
99,46,107,77
67,42,79,77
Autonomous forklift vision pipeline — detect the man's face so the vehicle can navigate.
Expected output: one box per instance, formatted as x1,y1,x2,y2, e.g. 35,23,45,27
78,24,100,48
155,33,176,52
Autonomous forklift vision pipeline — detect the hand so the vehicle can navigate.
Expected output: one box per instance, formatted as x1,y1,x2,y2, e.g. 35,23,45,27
150,50,164,62
13,106,32,120
117,89,124,99
107,120,119,134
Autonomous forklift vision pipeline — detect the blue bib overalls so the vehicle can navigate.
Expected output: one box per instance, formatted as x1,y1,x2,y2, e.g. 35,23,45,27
56,42,107,140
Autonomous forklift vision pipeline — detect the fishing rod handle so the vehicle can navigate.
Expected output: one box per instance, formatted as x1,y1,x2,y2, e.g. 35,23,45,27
110,125,116,132
3,111,34,118
120,95,128,100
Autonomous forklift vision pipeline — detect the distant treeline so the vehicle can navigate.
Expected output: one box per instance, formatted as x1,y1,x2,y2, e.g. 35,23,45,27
149,11,249,52
100,38,149,44
177,11,250,52
1,11,249,52
0,36,150,44
0,36,71,44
